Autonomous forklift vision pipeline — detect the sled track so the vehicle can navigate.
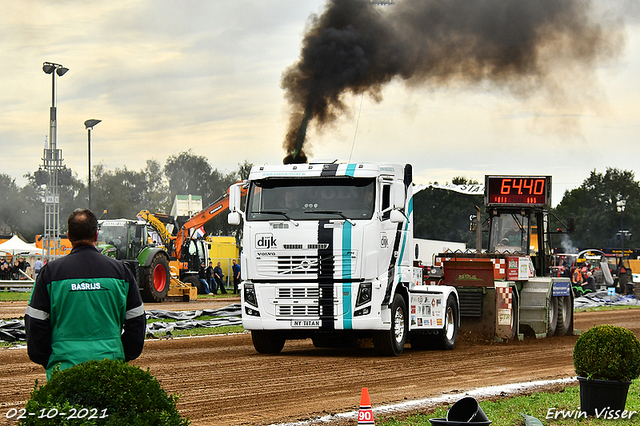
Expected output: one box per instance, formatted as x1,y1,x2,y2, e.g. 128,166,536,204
1,299,638,425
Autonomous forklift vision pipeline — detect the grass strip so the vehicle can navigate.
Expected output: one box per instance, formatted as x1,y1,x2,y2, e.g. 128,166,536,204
381,379,639,425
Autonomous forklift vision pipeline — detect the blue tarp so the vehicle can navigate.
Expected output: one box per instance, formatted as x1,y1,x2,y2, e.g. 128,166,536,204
573,290,639,309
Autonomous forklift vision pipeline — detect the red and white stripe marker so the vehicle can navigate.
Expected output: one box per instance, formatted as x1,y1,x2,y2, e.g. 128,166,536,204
358,387,374,425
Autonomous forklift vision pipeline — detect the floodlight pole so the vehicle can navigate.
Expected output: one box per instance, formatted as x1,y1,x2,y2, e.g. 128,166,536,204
84,119,101,211
42,62,68,260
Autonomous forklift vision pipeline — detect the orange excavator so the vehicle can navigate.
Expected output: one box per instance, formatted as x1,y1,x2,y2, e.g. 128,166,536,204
138,185,247,294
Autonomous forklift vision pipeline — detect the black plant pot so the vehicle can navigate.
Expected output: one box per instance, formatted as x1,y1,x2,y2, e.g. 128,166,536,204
577,376,632,417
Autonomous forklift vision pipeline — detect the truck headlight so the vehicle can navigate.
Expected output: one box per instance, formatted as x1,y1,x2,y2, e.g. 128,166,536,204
356,282,372,307
244,283,258,307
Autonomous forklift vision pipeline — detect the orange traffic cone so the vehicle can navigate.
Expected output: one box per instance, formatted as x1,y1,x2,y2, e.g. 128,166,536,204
358,387,374,425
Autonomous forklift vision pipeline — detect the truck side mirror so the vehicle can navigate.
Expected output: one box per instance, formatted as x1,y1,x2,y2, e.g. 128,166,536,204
390,209,405,223
392,182,405,209
229,183,242,213
228,211,241,226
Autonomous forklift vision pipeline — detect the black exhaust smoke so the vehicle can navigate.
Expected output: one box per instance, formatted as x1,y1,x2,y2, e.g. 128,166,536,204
281,0,627,163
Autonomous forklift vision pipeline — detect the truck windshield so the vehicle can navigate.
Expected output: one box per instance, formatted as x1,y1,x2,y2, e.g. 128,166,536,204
489,213,529,254
246,178,375,221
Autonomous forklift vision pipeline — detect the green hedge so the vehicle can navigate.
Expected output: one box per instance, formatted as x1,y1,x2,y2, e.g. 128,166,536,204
20,359,189,425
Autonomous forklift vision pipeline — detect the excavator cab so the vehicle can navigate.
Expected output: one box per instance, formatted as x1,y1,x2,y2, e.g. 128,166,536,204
180,238,210,275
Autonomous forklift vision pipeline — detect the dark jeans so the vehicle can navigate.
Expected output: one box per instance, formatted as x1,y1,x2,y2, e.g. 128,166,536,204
215,279,227,294
200,279,211,294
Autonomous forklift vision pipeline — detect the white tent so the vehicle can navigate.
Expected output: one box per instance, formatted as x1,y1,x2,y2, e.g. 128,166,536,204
0,235,41,256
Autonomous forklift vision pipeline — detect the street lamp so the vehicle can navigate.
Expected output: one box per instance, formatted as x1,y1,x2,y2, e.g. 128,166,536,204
42,62,68,259
84,119,101,211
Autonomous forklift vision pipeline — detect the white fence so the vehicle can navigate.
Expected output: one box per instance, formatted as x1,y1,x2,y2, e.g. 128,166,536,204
0,279,34,291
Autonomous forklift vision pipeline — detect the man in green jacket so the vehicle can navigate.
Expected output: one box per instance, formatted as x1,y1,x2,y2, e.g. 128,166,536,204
25,209,146,380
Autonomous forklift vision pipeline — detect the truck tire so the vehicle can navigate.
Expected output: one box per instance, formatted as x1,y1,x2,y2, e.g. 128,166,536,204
141,253,170,303
183,275,202,294
555,295,572,336
373,294,407,356
547,295,558,337
251,330,286,354
433,294,459,350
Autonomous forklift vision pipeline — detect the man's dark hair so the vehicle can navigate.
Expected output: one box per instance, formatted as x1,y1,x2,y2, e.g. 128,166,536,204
67,209,98,243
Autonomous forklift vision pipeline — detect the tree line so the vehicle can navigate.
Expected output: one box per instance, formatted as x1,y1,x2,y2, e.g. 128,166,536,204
0,150,251,241
1,159,637,253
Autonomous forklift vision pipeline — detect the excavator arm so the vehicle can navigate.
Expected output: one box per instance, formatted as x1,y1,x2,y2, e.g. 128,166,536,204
174,185,247,260
137,210,176,251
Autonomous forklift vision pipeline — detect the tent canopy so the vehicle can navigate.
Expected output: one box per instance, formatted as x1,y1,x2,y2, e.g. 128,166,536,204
0,235,41,256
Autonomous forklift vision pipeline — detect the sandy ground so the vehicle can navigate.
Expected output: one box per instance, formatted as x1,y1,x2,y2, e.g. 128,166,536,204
1,298,639,425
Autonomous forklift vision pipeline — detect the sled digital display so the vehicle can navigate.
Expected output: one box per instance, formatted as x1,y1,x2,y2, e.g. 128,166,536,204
485,176,551,207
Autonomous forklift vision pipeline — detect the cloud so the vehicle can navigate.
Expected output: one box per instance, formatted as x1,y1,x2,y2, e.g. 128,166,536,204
0,0,638,207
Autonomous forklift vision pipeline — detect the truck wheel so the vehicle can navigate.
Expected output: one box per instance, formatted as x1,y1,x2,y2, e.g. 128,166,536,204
141,254,170,303
373,294,407,356
433,294,459,350
183,275,202,293
547,295,558,337
555,295,572,336
251,330,285,354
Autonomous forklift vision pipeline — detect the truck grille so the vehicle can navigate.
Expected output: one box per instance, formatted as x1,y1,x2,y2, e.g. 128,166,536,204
277,305,322,316
275,286,324,318
256,254,356,276
278,287,320,298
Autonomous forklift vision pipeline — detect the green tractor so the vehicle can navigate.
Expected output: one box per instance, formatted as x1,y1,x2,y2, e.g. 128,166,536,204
97,219,171,303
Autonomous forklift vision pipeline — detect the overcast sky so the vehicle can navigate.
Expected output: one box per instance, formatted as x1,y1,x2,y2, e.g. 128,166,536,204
2,0,639,206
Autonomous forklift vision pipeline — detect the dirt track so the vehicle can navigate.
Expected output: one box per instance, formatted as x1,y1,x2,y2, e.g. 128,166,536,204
2,299,639,425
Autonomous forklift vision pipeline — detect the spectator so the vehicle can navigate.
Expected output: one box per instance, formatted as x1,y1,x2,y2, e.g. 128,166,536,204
198,261,211,294
0,259,9,280
33,257,43,279
18,256,30,279
17,257,26,273
232,259,241,294
206,261,215,293
25,208,146,380
10,259,20,280
572,266,583,287
582,271,597,293
213,261,227,295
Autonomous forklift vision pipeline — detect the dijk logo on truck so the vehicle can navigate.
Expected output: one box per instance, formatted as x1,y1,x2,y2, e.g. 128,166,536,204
256,234,277,249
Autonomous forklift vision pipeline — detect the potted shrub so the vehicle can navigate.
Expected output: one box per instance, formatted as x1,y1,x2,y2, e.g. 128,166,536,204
573,324,640,416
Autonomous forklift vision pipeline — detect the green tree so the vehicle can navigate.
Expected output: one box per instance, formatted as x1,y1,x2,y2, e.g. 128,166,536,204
91,165,152,220
142,159,171,213
0,174,30,237
553,168,640,249
164,150,215,197
163,150,242,236
237,160,252,181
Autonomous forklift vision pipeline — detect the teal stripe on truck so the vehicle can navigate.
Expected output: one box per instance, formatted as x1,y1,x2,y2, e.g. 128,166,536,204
342,220,353,329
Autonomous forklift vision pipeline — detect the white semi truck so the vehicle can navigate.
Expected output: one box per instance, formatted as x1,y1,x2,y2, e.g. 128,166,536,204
227,162,459,355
